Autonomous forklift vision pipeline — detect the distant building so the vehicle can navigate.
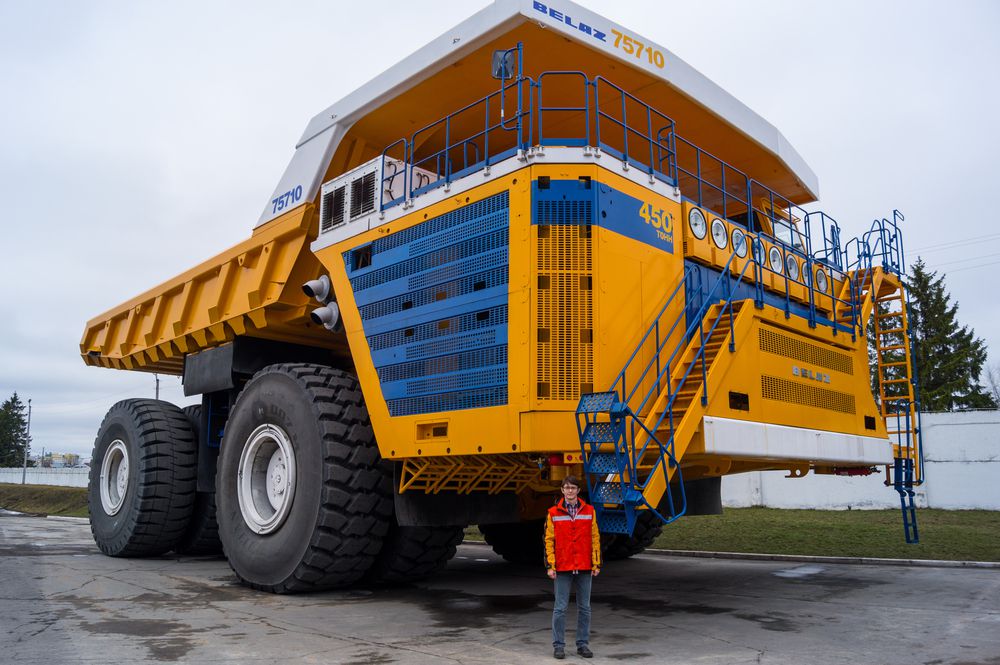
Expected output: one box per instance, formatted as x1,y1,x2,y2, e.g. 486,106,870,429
40,453,81,468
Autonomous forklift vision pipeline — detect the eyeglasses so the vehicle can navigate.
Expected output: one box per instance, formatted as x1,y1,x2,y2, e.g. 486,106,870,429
561,486,580,492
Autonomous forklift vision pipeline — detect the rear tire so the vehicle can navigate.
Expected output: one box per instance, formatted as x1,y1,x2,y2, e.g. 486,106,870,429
88,399,197,557
479,520,545,565
175,405,223,556
216,363,392,593
601,510,663,560
366,521,465,584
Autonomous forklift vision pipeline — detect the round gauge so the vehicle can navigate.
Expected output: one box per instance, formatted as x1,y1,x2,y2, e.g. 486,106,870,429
732,228,748,258
815,268,829,293
752,237,765,265
769,246,783,274
802,264,812,288
688,208,707,240
786,255,800,281
711,219,728,249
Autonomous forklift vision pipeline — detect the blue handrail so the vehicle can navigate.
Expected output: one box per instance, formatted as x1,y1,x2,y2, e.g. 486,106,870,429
593,76,676,184
537,71,591,147
630,251,758,473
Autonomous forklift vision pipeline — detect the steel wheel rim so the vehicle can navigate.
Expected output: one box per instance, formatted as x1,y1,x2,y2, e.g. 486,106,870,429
99,439,129,516
237,424,296,535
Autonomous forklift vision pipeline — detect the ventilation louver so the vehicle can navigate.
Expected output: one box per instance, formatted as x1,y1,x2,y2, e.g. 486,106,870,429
318,157,436,243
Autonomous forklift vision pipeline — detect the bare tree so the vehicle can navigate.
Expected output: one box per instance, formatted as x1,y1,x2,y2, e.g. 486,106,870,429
986,363,1000,407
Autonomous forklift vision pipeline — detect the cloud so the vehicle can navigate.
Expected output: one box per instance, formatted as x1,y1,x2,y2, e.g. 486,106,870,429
2,0,999,459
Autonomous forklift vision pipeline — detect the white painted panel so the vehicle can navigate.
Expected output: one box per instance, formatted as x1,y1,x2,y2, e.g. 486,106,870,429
719,411,1000,510
703,416,892,465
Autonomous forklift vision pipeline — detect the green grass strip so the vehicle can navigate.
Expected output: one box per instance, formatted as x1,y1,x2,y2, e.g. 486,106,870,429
0,484,89,518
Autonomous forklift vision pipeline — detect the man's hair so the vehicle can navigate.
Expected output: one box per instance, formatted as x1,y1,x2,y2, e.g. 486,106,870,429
561,475,581,489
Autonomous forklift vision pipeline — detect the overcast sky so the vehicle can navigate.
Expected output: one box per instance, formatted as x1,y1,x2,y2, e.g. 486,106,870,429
2,0,998,459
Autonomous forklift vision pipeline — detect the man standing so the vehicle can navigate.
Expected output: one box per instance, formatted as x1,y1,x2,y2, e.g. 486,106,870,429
545,475,601,659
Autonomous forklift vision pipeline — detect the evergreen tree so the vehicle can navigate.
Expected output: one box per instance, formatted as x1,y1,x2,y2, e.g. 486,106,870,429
0,392,31,467
907,259,995,411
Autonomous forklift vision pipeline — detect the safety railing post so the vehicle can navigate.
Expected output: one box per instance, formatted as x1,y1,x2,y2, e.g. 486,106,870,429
646,106,654,176
699,317,708,406
620,89,628,164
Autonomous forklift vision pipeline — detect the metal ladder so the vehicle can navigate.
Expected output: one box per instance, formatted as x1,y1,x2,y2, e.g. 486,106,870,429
844,211,923,543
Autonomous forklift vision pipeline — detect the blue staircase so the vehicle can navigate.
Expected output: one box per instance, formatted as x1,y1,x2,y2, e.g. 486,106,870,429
576,252,758,535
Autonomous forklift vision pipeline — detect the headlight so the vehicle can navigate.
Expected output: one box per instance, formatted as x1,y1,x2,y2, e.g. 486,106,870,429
816,268,829,293
711,219,728,249
732,228,748,258
688,208,707,239
786,255,799,281
769,246,783,274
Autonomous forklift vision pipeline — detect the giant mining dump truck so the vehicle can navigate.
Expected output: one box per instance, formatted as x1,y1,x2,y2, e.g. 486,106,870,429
80,0,924,592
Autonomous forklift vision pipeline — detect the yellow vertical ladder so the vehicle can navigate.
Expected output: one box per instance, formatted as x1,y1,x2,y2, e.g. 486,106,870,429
872,275,922,482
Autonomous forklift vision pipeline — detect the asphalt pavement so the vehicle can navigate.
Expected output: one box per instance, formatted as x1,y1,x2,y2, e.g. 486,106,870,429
1,513,998,664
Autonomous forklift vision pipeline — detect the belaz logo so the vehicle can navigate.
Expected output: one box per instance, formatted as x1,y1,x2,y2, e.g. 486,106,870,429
532,2,608,43
792,366,831,384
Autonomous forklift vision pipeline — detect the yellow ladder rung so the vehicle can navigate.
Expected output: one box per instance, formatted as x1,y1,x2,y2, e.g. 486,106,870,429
879,361,908,368
877,294,903,302
882,378,910,384
878,328,906,335
880,344,906,351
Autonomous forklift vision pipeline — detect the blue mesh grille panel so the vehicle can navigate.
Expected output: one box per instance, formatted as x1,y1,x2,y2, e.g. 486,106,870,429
349,229,508,293
407,248,508,291
387,387,507,417
359,266,507,321
361,193,508,254
366,305,507,351
344,191,509,416
536,199,593,225
379,347,508,383
405,330,498,361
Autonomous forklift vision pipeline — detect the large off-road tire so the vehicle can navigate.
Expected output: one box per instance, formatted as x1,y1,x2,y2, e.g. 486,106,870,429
601,510,663,561
479,520,545,565
366,521,465,584
174,405,223,556
88,399,198,557
216,363,392,593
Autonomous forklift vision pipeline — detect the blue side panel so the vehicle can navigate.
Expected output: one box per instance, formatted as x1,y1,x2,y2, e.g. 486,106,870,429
597,184,674,253
684,260,843,331
531,178,598,225
343,192,510,417
530,179,674,253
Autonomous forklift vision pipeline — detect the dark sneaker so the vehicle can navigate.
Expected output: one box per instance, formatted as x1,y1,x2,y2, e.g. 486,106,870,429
553,646,565,659
577,646,594,658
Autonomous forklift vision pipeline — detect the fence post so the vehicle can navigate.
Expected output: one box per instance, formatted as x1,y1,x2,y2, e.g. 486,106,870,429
21,399,31,485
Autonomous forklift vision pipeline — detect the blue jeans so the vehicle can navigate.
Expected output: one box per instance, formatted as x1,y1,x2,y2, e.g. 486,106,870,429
552,571,592,648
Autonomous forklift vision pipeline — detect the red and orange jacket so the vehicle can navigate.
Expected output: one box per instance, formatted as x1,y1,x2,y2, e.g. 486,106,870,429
544,498,602,572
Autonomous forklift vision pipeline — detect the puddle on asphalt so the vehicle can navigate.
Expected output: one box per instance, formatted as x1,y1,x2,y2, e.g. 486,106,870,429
773,564,826,578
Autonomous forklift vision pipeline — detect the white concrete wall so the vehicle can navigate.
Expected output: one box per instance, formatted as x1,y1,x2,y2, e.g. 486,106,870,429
722,410,1000,510
2,413,997,507
0,467,90,488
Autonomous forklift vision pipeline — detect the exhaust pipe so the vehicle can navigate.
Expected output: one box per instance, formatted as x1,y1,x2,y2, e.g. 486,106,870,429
302,275,332,303
310,302,341,331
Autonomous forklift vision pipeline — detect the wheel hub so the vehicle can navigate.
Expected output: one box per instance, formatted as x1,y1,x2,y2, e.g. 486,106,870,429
237,424,297,535
99,440,130,516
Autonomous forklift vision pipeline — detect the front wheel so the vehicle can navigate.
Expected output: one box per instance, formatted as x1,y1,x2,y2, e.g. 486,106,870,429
216,364,392,593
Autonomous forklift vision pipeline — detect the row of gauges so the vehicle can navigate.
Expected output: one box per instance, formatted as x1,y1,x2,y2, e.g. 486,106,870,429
688,208,830,294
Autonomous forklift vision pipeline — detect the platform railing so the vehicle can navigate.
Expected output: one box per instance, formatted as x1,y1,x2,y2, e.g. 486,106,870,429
537,71,592,147
372,65,864,333
593,76,676,184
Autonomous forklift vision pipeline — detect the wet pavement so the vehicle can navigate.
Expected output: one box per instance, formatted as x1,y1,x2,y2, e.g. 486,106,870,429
1,513,998,664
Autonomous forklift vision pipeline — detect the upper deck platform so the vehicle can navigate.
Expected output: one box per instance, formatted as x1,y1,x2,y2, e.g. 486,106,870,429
256,0,818,228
